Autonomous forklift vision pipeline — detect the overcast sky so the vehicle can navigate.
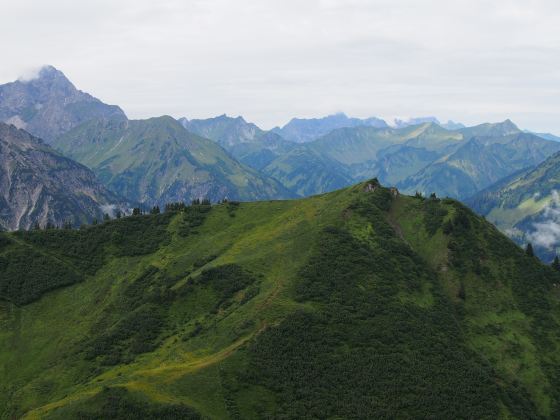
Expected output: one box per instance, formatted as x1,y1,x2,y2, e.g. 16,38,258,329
1,0,560,132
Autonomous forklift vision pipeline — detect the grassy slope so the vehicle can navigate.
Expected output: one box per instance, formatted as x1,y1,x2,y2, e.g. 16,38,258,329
1,183,560,418
53,116,291,204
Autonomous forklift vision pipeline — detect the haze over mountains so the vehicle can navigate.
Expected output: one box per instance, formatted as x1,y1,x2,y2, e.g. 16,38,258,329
2,65,560,258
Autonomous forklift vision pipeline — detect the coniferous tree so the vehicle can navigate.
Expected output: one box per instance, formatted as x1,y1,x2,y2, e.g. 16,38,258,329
115,210,122,219
132,207,142,216
150,206,160,215
458,282,466,300
525,242,534,257
103,213,111,222
552,256,560,271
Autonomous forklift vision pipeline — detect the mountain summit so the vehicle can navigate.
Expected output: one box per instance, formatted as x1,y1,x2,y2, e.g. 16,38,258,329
0,65,126,142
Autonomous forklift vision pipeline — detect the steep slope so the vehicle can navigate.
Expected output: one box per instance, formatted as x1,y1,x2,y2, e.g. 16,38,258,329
467,151,560,260
0,66,126,142
1,181,560,418
271,112,388,143
52,116,293,205
0,123,122,230
179,114,297,170
260,146,354,196
398,129,560,199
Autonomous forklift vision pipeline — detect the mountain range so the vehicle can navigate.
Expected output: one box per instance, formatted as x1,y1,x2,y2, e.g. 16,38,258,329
53,115,292,206
185,113,560,201
3,65,560,257
2,181,560,418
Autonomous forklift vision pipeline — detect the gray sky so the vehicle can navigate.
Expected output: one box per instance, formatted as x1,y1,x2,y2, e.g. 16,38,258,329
1,0,560,132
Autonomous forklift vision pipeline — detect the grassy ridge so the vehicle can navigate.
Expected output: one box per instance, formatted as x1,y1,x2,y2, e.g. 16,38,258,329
1,182,560,418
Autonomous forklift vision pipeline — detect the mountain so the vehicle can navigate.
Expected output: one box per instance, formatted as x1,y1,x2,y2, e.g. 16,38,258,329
458,118,521,138
257,122,463,195
259,146,354,196
179,114,297,170
2,181,560,418
0,66,126,142
0,122,122,230
179,115,353,195
271,112,388,143
398,123,560,199
52,116,293,205
467,150,560,261
179,114,265,148
311,122,462,168
392,116,440,128
440,120,466,130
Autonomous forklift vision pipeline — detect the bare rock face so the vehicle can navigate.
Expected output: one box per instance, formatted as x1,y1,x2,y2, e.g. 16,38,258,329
0,122,122,230
0,66,126,143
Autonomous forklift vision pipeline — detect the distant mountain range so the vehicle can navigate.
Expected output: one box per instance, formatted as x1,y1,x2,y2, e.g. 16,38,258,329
0,122,121,230
3,65,560,244
270,113,388,143
185,113,560,201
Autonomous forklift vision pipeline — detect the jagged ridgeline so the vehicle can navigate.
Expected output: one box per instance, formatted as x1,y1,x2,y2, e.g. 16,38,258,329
1,182,560,419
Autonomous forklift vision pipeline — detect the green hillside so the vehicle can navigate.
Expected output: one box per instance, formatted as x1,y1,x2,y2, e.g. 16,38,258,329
52,116,293,205
1,182,560,418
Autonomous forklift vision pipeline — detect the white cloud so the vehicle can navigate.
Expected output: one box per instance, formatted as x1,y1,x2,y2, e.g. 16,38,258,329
527,191,560,249
100,204,117,218
1,0,560,131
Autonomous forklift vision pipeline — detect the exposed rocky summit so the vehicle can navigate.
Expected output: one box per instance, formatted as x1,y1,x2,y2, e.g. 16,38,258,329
0,66,126,142
0,122,122,230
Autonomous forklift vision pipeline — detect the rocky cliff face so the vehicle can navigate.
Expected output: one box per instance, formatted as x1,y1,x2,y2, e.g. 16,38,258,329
0,122,122,230
0,66,126,143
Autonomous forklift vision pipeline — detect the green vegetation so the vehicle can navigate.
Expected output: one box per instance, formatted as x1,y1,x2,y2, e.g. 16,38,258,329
52,116,292,205
44,387,200,419
0,214,173,305
1,181,560,419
